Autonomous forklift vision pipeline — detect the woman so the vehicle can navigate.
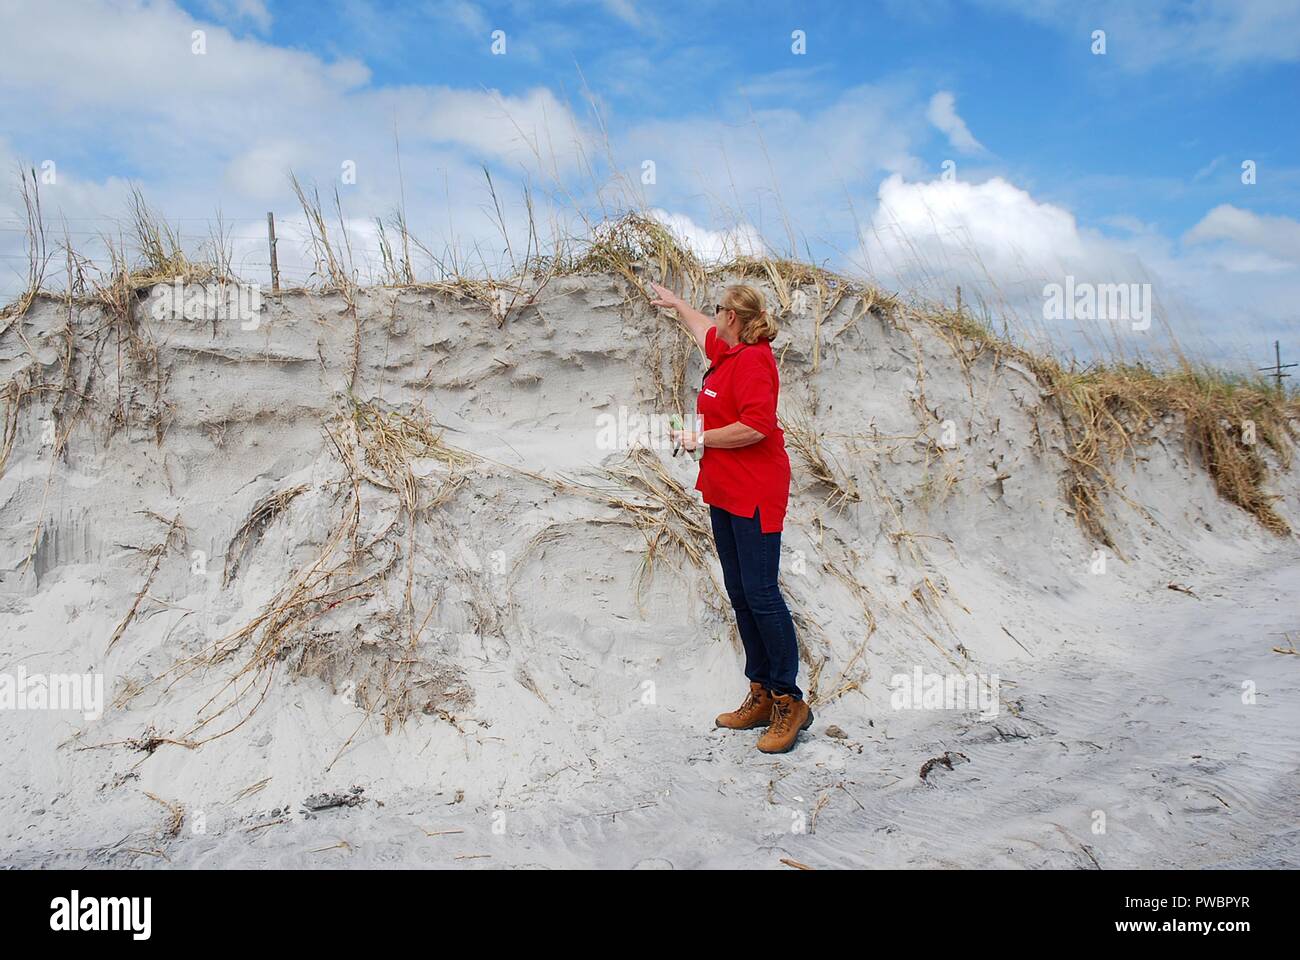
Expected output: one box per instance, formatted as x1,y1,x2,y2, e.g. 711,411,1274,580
650,281,812,754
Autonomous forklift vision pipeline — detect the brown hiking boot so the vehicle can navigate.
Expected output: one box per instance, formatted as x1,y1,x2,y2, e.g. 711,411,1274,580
715,682,774,729
757,693,813,753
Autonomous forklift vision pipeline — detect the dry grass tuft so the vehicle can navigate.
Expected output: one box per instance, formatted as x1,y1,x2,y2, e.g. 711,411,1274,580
570,212,705,304
119,413,474,745
892,292,1300,541
290,173,356,304
127,186,206,282
0,167,50,329
579,445,721,603
1045,365,1298,537
143,791,185,840
107,513,185,652
782,401,862,509
224,484,309,586
351,398,473,512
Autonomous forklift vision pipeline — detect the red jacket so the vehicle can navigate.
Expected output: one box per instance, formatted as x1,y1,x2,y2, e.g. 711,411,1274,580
694,326,791,533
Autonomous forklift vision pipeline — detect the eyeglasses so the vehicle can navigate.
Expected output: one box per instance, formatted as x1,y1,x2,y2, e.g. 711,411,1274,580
714,303,730,314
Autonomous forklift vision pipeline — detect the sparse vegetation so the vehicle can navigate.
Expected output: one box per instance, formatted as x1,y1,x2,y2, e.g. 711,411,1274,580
2,178,1296,754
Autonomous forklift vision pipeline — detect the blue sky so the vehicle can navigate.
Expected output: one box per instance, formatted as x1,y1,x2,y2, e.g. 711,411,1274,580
2,0,1298,366
183,0,1300,232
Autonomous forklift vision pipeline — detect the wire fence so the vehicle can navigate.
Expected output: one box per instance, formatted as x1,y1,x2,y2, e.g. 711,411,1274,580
0,212,487,296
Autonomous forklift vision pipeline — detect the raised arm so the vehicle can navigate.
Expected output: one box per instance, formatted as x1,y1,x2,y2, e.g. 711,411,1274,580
649,282,712,351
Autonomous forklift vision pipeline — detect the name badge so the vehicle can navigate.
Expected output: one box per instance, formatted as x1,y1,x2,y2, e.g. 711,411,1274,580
703,388,717,397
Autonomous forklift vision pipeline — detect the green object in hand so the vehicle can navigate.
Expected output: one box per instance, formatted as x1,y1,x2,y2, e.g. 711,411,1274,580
669,413,703,461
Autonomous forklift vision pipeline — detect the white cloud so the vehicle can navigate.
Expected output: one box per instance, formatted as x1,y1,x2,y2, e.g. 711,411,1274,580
859,174,1096,294
0,0,604,303
619,82,927,248
984,0,1300,70
1184,205,1300,269
1,0,1295,372
1192,156,1226,182
222,141,310,201
0,5,925,297
856,174,1300,364
648,208,764,262
736,66,832,102
926,91,985,155
0,1,589,175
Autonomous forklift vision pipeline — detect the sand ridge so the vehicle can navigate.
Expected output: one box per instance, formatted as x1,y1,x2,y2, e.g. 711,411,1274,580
0,274,1296,867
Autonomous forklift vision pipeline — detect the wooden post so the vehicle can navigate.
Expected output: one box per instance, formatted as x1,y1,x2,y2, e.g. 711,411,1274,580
1258,339,1296,393
267,211,280,294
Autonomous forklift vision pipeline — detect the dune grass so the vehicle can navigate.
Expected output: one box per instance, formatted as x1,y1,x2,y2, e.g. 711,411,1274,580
2,177,1295,750
2,184,1296,552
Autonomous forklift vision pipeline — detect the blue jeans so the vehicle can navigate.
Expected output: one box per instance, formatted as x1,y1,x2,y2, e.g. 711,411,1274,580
709,504,803,700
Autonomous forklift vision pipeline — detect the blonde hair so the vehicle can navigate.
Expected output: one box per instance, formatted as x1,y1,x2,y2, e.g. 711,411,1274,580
722,284,778,344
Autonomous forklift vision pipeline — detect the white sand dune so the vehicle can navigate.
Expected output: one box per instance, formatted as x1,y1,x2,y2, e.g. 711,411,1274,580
0,274,1296,868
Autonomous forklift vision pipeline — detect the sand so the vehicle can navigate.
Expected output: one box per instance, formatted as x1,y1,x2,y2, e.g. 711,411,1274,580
0,274,1296,868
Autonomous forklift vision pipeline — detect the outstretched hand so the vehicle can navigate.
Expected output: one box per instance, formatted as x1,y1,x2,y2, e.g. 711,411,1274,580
650,281,710,350
649,282,681,311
